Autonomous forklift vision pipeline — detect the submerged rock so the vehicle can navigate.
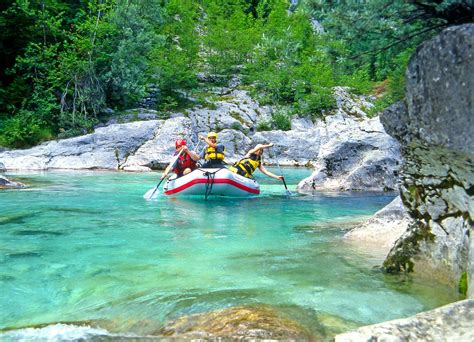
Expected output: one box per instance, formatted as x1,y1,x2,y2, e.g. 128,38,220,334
380,24,474,295
335,299,474,342
0,175,25,189
157,305,313,341
343,196,412,252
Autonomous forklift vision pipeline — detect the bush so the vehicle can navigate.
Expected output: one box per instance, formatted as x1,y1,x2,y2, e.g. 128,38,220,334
272,110,291,131
0,110,53,148
256,120,272,131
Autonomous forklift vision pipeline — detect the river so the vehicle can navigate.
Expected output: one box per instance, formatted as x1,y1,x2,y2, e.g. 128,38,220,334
0,168,459,340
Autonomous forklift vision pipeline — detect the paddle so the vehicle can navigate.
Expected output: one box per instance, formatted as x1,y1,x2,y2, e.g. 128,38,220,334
271,146,292,197
143,149,184,200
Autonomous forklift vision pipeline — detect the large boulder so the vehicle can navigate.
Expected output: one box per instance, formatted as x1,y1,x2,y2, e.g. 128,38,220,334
0,121,159,170
297,114,402,192
380,24,474,297
335,299,474,342
121,116,196,171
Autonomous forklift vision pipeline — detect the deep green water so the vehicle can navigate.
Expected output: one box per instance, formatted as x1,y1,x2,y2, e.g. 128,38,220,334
0,169,459,340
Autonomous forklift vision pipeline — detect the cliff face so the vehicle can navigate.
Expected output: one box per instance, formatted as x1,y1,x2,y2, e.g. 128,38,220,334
380,24,473,297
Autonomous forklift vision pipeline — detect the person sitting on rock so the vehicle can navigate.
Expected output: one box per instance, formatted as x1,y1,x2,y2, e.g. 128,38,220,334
161,139,200,179
199,131,226,168
229,143,283,180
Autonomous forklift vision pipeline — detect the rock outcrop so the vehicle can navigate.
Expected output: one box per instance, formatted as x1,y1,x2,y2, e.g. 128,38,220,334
0,121,159,170
335,299,474,342
297,114,401,192
380,24,473,296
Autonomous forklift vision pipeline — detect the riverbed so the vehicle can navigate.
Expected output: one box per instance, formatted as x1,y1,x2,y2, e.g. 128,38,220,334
0,168,459,340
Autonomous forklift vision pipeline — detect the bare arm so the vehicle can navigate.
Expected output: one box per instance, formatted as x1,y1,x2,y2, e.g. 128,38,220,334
245,143,274,157
200,135,218,148
182,146,200,161
161,163,173,179
160,149,184,179
258,163,283,180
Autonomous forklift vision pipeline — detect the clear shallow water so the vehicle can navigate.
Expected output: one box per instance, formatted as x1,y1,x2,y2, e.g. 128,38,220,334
0,169,459,339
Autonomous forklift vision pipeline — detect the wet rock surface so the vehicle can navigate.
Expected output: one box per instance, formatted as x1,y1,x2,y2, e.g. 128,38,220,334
0,175,25,189
343,196,412,252
156,305,314,341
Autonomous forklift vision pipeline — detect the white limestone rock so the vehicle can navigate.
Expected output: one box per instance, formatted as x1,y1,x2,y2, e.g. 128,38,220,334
335,299,474,342
0,121,159,170
297,116,401,192
121,116,196,170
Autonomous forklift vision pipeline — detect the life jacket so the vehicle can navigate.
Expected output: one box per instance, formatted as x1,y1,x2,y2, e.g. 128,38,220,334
229,153,261,178
173,152,196,174
204,145,225,161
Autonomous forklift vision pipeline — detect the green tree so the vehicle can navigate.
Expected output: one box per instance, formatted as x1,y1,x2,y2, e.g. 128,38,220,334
148,0,199,108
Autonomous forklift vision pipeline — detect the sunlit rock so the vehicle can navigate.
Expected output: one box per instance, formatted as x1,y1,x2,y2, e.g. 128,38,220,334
297,115,401,192
0,121,159,170
335,299,474,342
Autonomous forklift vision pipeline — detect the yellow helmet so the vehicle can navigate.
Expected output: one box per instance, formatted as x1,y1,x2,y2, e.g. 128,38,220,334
207,131,217,138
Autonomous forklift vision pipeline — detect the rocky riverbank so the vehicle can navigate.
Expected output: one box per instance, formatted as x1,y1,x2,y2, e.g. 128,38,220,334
0,86,401,192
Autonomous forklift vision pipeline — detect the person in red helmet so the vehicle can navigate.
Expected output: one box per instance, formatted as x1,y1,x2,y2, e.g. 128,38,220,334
161,139,200,179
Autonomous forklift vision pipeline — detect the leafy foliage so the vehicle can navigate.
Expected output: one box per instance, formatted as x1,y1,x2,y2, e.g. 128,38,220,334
0,0,471,146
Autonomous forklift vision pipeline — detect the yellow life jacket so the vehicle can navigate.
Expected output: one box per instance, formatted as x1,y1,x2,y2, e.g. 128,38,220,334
204,145,225,161
229,154,261,178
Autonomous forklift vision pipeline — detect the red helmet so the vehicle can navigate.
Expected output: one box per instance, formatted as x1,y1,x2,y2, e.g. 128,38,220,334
175,139,187,149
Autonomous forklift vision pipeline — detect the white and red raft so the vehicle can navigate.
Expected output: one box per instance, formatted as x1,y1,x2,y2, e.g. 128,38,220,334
163,168,260,197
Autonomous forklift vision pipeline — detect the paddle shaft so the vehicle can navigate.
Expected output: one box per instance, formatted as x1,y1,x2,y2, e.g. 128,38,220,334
271,146,290,195
281,176,289,191
145,149,185,199
148,177,166,199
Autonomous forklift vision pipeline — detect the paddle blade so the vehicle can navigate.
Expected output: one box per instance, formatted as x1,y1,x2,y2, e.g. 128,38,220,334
143,187,159,200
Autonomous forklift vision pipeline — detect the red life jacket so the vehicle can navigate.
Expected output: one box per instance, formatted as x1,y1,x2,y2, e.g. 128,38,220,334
173,152,196,174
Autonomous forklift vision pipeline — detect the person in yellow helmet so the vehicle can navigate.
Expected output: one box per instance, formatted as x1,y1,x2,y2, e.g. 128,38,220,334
199,131,226,168
229,143,283,180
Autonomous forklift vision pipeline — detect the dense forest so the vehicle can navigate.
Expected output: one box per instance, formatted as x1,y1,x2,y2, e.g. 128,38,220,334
0,0,472,148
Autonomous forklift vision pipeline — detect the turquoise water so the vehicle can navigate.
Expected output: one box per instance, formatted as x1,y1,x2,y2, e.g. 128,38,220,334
0,169,458,339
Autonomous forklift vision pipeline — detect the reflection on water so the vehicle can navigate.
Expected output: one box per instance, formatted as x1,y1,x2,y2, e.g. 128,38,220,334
0,169,459,340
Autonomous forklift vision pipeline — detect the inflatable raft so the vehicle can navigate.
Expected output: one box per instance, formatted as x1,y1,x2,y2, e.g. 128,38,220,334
163,168,260,197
